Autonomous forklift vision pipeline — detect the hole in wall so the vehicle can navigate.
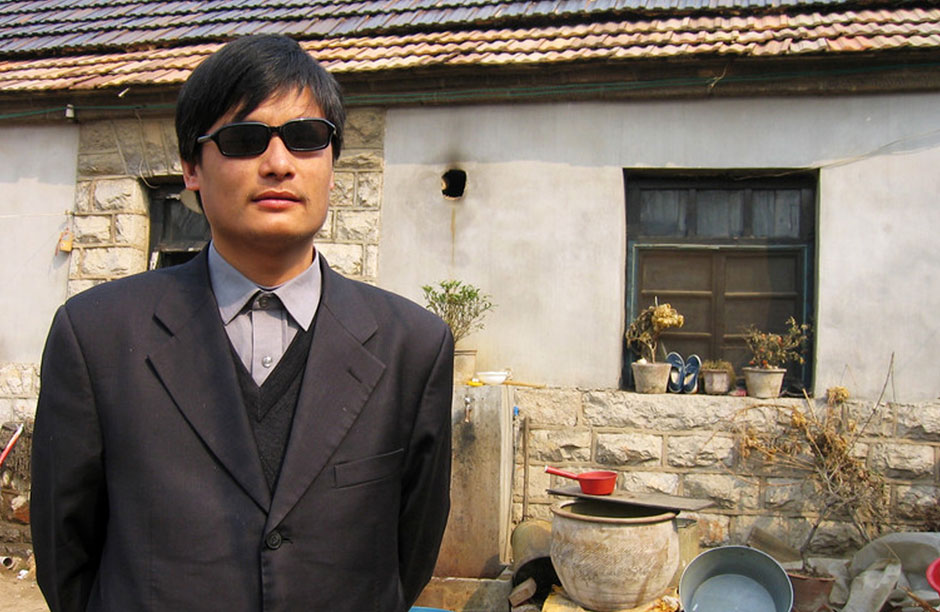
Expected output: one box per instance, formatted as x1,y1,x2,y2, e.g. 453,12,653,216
441,169,467,199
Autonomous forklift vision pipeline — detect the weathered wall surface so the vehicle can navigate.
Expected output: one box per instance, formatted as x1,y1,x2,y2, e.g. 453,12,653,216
512,388,940,556
379,93,940,402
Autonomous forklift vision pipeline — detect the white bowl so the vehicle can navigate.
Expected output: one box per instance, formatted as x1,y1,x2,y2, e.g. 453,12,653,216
476,371,509,385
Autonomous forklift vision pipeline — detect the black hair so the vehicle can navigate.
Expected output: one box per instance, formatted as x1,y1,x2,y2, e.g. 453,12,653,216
176,35,346,164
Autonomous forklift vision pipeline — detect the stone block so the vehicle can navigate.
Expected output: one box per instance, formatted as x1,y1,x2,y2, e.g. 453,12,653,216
74,180,93,211
330,172,355,207
521,465,553,503
161,119,179,159
682,473,760,510
686,512,731,547
416,575,512,612
73,215,112,244
316,210,334,241
364,244,378,280
582,392,752,431
344,107,385,148
10,496,28,524
316,243,362,276
530,429,591,463
68,279,103,297
80,247,147,278
666,433,734,468
113,120,145,176
356,172,383,208
335,210,380,243
79,121,117,153
93,179,147,214
140,120,172,176
595,432,661,466
0,363,39,397
619,471,680,495
78,152,126,177
115,214,149,247
808,520,865,555
896,484,940,519
897,401,940,440
513,502,554,525
335,150,383,171
872,442,935,479
764,478,813,511
6,398,37,421
514,388,580,426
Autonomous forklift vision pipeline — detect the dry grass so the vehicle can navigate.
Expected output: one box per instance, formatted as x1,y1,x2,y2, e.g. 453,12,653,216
732,386,889,559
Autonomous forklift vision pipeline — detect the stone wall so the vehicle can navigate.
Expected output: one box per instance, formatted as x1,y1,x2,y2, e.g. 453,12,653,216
511,388,940,557
0,364,36,550
70,107,385,293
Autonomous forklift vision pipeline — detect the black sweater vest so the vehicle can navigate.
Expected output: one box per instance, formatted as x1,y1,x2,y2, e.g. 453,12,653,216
233,322,315,490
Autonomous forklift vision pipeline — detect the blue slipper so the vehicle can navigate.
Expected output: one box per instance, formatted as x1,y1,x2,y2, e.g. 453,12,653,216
683,354,702,393
666,352,684,393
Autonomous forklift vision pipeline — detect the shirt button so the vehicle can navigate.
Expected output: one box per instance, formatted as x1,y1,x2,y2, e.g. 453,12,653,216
265,531,283,550
262,356,273,368
257,294,272,309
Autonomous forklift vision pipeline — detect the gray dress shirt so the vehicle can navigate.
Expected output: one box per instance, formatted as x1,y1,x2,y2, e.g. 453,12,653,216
207,243,322,385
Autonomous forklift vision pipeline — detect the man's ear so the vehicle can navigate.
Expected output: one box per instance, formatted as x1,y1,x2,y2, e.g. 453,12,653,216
182,159,200,191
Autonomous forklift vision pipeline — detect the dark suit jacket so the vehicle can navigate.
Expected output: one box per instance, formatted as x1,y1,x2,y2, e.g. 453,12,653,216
31,251,453,612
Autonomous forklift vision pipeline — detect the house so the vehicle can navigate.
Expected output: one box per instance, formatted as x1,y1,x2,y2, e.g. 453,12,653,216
1,0,938,594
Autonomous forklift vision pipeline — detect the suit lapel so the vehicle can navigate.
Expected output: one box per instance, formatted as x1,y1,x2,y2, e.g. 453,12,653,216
266,260,386,529
147,252,271,512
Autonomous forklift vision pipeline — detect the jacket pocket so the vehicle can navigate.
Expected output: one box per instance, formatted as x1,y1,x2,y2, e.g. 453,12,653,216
333,448,404,488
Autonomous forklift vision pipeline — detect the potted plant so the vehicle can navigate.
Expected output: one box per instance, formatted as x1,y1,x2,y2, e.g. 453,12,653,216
741,316,810,398
700,359,735,395
625,301,684,393
734,386,888,611
422,279,495,382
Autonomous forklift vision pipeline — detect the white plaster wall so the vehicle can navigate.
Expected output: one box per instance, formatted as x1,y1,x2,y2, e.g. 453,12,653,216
0,125,78,363
379,93,940,400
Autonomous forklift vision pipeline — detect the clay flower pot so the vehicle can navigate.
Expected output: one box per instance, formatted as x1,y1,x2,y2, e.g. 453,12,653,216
743,366,786,398
631,362,672,394
701,369,732,395
788,570,835,612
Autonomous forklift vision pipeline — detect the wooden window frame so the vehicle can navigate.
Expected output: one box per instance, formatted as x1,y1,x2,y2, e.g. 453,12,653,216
622,170,817,392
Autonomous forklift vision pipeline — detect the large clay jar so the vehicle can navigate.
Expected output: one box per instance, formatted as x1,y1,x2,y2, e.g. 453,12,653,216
550,500,679,611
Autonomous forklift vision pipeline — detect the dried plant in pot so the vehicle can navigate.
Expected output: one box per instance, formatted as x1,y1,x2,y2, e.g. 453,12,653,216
700,359,735,395
625,301,684,393
742,317,810,398
732,386,889,611
422,279,495,382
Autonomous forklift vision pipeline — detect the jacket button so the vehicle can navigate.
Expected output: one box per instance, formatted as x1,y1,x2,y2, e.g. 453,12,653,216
265,531,283,550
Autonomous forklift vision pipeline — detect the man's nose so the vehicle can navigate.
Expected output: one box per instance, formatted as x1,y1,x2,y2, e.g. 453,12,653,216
259,134,295,177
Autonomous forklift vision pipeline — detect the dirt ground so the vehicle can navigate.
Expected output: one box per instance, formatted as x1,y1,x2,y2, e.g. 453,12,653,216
0,570,48,612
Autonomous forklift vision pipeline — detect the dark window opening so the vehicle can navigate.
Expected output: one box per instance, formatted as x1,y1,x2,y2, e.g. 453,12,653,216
148,183,210,269
623,170,816,394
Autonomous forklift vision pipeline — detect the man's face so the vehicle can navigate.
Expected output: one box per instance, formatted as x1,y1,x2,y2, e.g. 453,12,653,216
182,88,334,267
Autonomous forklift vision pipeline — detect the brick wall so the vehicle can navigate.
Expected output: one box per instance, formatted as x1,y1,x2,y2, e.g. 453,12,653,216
512,389,940,557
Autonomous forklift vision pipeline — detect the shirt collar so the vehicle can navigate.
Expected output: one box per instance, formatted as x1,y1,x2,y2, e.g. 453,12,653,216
207,242,322,331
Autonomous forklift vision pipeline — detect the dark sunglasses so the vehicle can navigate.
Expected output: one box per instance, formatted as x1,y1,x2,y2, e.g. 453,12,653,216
196,118,336,157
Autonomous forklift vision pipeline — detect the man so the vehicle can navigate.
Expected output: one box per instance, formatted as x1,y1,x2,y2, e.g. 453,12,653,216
31,35,453,612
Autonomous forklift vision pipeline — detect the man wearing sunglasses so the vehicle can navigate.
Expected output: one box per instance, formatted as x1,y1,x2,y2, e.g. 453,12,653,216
31,35,453,612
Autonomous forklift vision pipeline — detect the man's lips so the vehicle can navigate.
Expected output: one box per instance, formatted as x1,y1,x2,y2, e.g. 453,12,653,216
252,191,302,209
